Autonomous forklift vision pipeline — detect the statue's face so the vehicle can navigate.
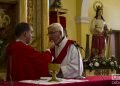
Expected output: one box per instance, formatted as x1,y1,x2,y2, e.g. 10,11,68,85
98,9,103,16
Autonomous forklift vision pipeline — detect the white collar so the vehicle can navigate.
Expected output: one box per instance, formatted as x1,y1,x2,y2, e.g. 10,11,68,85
16,39,27,45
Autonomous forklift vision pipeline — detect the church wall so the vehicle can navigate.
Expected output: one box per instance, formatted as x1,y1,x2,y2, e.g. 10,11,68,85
76,0,90,58
76,0,82,48
61,0,77,41
19,0,27,22
61,0,86,57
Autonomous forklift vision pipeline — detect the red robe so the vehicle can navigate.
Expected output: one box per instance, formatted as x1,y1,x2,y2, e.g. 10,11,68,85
6,41,52,81
50,40,73,64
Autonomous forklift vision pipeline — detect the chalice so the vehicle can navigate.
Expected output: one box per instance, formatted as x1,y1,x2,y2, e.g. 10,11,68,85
48,63,60,82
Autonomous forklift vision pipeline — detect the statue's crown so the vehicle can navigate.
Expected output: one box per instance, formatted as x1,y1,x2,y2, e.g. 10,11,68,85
96,5,103,10
93,1,103,11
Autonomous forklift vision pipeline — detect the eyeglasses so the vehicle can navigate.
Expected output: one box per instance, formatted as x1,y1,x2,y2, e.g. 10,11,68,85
47,31,59,36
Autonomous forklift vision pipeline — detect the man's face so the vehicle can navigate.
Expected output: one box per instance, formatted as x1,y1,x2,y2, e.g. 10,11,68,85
25,26,33,44
48,28,61,45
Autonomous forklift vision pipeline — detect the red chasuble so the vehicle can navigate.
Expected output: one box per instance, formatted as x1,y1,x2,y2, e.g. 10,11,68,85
6,41,52,81
50,40,73,64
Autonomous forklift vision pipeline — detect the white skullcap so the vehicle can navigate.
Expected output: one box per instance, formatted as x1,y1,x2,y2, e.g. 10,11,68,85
48,23,64,37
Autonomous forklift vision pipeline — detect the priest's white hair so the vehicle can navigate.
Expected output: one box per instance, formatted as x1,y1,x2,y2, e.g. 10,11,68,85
48,23,64,37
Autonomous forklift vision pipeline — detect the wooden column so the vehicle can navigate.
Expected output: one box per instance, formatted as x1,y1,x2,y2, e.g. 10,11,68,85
41,0,49,50
19,0,27,22
27,0,48,51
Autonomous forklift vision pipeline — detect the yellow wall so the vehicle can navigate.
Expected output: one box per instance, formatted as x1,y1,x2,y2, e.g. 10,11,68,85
76,0,82,44
81,23,90,56
62,0,87,57
61,0,77,41
19,0,27,22
76,0,91,57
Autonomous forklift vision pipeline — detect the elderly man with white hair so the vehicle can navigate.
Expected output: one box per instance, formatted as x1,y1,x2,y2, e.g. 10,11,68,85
48,23,83,78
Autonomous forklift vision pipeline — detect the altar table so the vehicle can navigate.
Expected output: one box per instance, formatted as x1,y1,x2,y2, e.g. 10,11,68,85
0,76,117,86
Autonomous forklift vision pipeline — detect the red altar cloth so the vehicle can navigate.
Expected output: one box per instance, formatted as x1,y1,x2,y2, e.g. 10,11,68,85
0,76,117,86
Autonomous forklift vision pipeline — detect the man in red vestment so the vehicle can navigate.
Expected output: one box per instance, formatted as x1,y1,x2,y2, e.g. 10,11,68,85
6,23,52,81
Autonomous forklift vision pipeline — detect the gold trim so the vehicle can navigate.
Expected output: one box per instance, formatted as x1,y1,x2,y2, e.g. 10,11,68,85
27,0,33,26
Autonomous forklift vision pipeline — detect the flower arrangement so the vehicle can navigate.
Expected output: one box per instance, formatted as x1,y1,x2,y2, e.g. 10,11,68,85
83,56,118,71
